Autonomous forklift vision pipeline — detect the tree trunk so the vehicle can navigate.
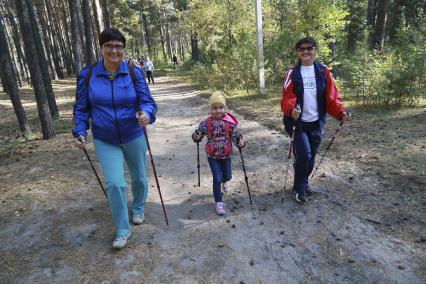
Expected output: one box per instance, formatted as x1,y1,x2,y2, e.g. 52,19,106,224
180,38,185,61
76,0,86,64
41,0,65,78
90,7,100,60
347,0,365,53
165,17,172,61
255,0,265,95
5,0,30,85
0,8,31,135
46,0,73,75
387,0,403,42
15,0,55,139
82,0,96,65
39,0,66,78
34,1,60,80
142,12,151,56
367,0,376,26
191,32,199,64
159,22,167,61
92,0,104,36
373,0,390,50
60,0,75,73
25,0,59,119
153,44,158,62
69,0,82,74
178,30,183,61
14,37,28,86
99,0,111,29
0,6,23,87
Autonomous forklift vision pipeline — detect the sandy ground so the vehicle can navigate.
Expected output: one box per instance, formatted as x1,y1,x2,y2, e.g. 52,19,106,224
0,77,425,283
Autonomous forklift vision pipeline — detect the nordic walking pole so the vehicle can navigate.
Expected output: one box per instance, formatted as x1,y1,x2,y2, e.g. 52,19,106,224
143,127,169,226
193,130,202,187
281,126,296,203
310,120,345,179
78,138,107,199
196,142,200,187
238,146,253,206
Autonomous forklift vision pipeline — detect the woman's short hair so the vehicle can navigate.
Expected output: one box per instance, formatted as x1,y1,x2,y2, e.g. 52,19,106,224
99,28,126,47
295,37,317,51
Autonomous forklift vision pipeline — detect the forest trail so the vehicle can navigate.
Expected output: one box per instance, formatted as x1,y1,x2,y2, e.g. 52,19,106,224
0,76,424,283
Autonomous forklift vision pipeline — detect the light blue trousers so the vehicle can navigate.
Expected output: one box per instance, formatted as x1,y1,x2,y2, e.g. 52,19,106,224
94,136,148,237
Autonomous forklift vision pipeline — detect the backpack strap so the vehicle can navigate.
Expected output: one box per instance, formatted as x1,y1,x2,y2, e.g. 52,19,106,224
225,121,230,139
84,65,95,88
225,121,233,146
207,116,213,138
128,63,137,84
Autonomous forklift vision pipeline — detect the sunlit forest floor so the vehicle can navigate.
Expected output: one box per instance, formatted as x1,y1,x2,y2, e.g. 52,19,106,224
0,72,425,282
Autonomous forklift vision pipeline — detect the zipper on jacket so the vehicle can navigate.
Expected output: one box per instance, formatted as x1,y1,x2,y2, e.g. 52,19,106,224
110,79,123,144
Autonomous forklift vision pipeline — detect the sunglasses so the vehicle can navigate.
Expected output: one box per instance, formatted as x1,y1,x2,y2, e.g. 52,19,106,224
212,105,225,111
298,46,315,52
103,44,124,52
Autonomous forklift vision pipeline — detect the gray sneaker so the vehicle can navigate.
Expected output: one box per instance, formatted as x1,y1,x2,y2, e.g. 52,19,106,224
112,232,131,249
132,214,145,225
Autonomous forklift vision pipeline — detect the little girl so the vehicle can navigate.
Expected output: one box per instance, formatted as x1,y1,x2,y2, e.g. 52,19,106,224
192,92,245,215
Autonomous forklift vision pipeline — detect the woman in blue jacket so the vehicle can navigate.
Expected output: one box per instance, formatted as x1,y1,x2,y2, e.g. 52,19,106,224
72,28,157,249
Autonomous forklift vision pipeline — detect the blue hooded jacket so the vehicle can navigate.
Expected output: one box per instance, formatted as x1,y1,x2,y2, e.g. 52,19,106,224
72,60,157,145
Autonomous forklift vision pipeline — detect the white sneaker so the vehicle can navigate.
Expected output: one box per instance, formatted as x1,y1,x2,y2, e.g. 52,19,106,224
222,181,231,193
132,214,145,225
112,232,131,249
215,202,226,215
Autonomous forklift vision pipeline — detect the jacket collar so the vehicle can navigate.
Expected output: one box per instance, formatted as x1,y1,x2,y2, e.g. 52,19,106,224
292,61,325,82
94,59,129,77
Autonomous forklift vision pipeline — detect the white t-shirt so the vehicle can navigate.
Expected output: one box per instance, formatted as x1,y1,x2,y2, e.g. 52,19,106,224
300,65,319,122
143,60,154,72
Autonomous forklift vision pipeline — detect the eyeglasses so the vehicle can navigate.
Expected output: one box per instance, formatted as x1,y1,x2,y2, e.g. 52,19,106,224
212,105,225,111
103,44,124,52
298,46,315,52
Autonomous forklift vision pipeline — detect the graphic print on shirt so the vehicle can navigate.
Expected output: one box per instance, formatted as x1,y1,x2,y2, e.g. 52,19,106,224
302,75,316,90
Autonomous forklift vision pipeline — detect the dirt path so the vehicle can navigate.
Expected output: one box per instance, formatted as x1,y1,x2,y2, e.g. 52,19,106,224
0,77,424,283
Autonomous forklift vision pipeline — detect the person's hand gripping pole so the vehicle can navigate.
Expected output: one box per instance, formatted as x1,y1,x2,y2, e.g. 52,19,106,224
291,104,301,121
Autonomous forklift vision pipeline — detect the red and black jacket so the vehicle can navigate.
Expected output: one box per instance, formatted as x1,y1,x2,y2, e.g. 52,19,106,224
281,61,345,131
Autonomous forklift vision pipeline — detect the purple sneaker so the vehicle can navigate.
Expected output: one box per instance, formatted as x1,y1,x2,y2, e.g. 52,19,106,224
215,202,226,215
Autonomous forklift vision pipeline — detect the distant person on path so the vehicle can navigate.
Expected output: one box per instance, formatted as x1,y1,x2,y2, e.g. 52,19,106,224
192,92,245,215
172,54,178,68
72,28,157,249
281,37,351,203
128,57,140,68
143,57,155,84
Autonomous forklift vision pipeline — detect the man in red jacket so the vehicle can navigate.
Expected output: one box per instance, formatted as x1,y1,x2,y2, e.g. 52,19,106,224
281,37,351,203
